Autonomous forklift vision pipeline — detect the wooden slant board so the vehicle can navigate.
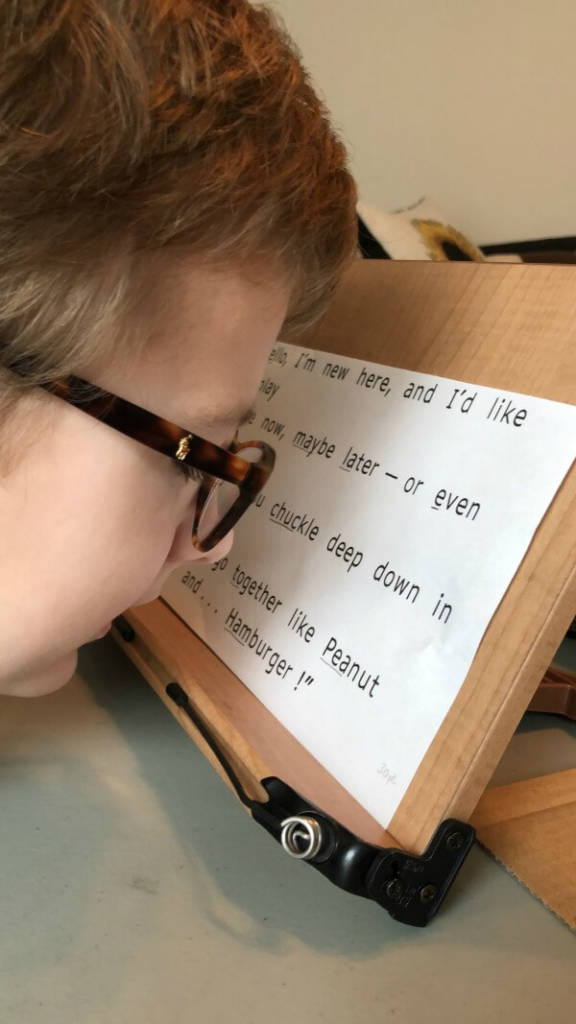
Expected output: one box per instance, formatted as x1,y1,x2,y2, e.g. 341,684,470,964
116,260,576,866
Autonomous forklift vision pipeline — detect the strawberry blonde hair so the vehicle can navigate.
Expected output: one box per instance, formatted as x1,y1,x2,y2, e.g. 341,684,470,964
0,0,356,398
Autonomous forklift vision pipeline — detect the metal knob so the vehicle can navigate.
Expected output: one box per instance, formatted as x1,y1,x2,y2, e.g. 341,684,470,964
280,815,324,860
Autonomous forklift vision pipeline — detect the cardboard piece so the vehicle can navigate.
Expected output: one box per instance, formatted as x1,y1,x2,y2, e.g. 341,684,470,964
471,770,576,930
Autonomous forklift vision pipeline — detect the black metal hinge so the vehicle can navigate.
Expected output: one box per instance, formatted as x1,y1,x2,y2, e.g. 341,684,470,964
165,680,475,927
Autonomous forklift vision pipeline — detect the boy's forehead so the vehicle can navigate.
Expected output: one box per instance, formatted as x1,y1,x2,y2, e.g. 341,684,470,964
86,262,288,431
139,266,287,426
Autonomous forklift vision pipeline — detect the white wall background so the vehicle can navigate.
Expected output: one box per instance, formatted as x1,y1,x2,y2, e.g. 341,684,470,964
270,0,576,245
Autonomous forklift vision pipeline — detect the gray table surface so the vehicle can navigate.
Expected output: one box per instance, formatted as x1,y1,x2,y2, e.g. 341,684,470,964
1,633,575,1024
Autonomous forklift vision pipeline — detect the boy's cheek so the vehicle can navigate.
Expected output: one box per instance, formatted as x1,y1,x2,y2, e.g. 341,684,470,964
1,651,78,699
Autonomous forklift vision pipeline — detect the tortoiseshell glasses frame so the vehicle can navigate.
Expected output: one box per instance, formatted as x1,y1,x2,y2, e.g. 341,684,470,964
42,376,276,552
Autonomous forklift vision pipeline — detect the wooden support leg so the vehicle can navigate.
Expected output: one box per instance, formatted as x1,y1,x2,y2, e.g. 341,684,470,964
529,666,576,720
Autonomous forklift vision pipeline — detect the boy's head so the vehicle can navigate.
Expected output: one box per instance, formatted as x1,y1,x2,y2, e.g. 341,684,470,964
0,0,356,392
0,0,356,697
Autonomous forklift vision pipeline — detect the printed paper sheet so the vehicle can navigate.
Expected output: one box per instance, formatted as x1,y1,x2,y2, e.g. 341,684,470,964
162,343,576,826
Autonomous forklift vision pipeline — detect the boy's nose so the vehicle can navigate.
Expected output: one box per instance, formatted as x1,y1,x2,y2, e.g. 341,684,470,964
196,528,234,565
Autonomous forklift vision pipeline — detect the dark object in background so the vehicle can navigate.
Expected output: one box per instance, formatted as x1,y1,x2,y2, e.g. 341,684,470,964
357,214,576,265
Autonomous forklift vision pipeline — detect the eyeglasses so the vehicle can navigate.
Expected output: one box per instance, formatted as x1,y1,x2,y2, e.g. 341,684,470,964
41,376,275,552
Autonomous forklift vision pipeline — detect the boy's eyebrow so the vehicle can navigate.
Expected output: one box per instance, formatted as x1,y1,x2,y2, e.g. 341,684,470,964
218,400,257,429
193,401,256,433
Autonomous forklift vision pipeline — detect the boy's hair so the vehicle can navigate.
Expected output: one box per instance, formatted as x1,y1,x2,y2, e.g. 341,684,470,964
0,0,356,394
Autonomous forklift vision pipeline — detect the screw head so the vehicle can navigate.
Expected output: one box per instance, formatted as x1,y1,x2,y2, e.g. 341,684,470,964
419,884,438,904
446,832,465,851
385,879,404,902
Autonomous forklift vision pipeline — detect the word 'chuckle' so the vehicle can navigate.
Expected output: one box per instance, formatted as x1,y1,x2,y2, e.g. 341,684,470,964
270,501,320,541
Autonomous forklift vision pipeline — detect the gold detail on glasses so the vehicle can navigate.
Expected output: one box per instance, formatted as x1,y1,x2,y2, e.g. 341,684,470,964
176,434,193,461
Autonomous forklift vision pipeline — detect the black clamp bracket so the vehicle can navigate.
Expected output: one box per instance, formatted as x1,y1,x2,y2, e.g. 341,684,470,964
253,777,474,927
165,680,475,927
